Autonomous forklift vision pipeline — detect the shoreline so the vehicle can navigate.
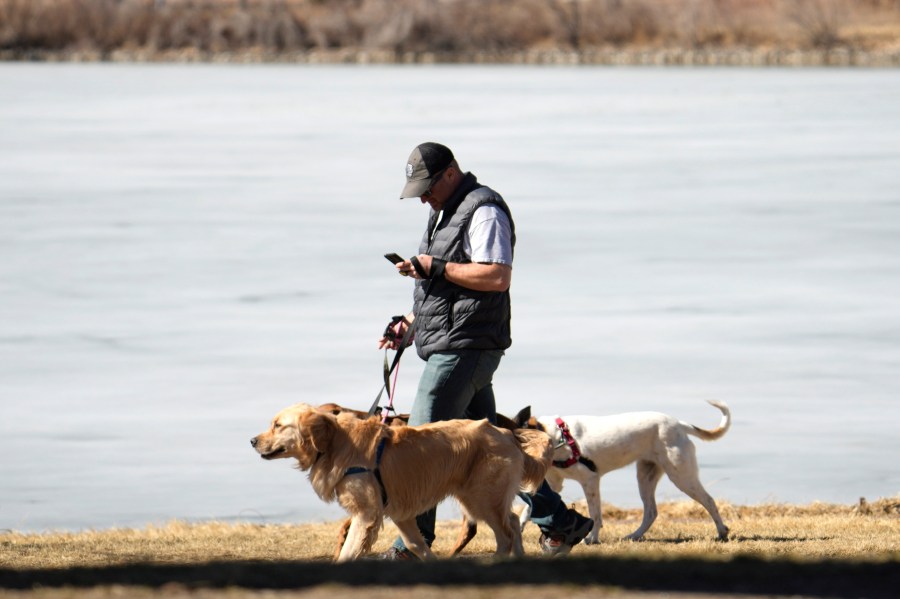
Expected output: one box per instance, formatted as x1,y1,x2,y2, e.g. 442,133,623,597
1,499,898,598
3,46,900,67
3,497,895,537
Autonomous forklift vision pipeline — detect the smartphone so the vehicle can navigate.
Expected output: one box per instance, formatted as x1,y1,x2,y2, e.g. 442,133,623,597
384,252,409,276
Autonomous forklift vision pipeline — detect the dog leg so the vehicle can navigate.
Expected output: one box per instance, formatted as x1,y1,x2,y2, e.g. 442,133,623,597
580,472,603,544
394,518,437,560
479,508,518,557
518,500,532,531
627,460,664,541
336,514,382,562
662,446,729,540
681,484,729,540
457,490,519,558
450,516,478,556
333,517,352,561
509,512,525,557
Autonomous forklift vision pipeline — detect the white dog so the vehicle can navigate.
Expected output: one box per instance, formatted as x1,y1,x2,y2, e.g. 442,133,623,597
515,401,731,543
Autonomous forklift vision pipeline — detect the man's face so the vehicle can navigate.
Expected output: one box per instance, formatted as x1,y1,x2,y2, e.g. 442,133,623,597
420,168,451,211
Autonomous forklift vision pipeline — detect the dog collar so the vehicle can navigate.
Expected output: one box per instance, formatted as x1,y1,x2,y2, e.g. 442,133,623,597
553,417,597,472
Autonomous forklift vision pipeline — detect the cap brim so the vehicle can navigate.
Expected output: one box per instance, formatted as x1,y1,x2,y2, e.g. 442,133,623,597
400,177,432,199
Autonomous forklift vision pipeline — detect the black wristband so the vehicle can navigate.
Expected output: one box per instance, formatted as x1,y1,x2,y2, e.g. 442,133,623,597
430,258,447,279
409,255,429,279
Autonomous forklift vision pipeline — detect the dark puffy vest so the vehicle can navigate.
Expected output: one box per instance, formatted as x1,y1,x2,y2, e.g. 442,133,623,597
413,173,516,360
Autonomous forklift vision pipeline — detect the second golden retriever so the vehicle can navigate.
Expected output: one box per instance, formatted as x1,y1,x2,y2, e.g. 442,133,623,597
251,402,552,561
318,402,527,559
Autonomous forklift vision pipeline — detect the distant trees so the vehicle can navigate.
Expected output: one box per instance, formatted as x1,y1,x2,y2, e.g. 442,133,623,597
0,0,898,57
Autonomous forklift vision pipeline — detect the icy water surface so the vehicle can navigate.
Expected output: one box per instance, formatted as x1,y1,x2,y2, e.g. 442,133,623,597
1,64,898,532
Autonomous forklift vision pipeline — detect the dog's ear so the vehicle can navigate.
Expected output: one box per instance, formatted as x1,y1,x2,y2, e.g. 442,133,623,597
309,413,335,454
316,402,343,416
299,411,335,454
494,412,518,431
513,406,531,428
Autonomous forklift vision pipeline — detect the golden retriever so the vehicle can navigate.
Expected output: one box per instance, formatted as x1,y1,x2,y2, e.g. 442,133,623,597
251,403,552,561
318,402,524,559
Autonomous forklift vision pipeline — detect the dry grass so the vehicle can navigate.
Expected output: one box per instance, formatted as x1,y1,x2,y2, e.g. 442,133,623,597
0,498,898,598
0,0,898,62
2,498,898,569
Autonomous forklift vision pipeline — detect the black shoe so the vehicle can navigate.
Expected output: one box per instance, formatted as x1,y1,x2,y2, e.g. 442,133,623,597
539,509,593,556
380,546,419,561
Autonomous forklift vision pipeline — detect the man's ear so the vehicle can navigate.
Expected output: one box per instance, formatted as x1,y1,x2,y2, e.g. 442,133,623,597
513,406,531,428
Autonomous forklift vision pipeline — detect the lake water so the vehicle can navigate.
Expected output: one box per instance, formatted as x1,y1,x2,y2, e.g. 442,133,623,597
1,64,898,533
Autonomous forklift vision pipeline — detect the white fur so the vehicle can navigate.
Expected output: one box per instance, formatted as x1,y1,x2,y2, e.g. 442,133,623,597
520,401,731,543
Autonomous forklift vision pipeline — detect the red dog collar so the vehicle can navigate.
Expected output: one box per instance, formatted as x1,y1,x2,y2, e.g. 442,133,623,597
553,417,582,468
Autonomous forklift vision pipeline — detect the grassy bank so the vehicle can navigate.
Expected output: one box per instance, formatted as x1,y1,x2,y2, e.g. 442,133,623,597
1,498,898,598
1,0,899,66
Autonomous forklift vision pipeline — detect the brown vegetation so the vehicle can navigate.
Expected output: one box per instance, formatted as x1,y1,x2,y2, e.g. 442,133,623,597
0,0,898,64
0,499,898,598
2,498,898,568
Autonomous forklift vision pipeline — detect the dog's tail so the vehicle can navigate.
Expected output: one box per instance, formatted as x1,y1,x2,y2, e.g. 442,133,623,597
686,400,731,441
513,429,553,493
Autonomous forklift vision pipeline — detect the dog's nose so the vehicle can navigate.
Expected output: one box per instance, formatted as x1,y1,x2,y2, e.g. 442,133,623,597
250,437,258,447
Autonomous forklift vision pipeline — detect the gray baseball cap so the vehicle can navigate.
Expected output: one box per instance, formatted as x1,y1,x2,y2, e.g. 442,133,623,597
400,142,454,199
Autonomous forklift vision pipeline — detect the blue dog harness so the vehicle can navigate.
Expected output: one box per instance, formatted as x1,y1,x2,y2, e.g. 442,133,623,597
343,437,389,506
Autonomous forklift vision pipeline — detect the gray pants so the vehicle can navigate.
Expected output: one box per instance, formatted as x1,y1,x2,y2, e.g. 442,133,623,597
408,349,502,427
392,349,566,551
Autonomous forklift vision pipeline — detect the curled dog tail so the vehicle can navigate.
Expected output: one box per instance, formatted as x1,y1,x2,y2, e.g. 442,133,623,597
514,428,553,493
686,400,731,441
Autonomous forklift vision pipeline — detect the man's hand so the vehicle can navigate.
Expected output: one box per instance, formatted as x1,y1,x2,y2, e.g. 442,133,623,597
395,260,413,277
377,314,414,350
406,255,433,280
407,254,511,292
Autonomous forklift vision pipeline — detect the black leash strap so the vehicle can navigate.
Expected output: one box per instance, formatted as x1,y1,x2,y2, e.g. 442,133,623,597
368,267,437,418
367,318,416,417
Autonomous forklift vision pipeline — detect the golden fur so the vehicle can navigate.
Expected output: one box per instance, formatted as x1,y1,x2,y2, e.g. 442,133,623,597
320,402,535,559
251,402,552,561
315,402,410,428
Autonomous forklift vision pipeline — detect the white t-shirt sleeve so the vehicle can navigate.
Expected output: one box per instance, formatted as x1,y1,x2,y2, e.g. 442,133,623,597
464,204,513,267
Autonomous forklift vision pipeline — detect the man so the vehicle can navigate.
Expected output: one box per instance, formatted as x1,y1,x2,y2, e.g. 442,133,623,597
377,142,593,559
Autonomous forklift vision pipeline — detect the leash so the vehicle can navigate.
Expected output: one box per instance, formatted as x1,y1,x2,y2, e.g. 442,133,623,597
367,316,416,418
554,417,598,472
382,350,403,424
367,258,437,419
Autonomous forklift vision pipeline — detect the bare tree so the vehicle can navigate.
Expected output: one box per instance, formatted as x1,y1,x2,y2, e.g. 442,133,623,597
548,0,582,50
784,0,850,48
